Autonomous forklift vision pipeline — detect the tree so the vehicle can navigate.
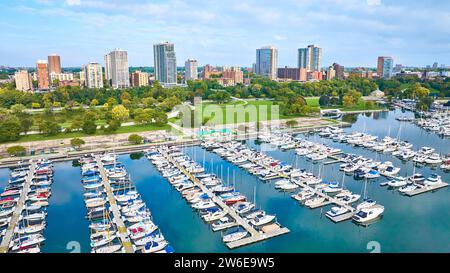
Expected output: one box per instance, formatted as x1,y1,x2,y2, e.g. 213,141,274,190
7,145,26,156
105,119,121,133
81,111,97,135
128,134,143,145
90,99,99,107
0,114,22,142
286,120,298,128
31,102,41,109
318,95,330,106
70,138,85,149
134,108,154,125
153,110,168,125
38,117,61,136
111,105,129,122
10,104,26,114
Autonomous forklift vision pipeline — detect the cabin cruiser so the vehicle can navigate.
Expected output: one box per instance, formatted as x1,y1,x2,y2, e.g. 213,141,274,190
291,189,315,202
352,206,384,224
409,173,425,184
304,197,326,207
222,227,248,243
424,174,442,186
326,206,349,219
356,198,376,210
425,153,442,165
387,177,408,188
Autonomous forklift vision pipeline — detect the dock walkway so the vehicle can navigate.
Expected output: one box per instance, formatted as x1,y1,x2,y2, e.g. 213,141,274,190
95,156,135,253
162,150,289,249
0,163,36,253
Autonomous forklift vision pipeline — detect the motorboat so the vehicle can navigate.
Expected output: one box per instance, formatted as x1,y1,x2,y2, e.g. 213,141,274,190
425,154,442,165
91,244,122,253
424,174,442,186
409,173,425,184
356,198,376,210
352,206,384,224
364,170,380,179
399,184,419,194
222,227,248,243
291,190,315,202
304,197,326,207
387,177,408,188
192,200,216,210
232,202,255,214
250,213,276,226
340,194,361,204
325,206,349,219
142,240,169,253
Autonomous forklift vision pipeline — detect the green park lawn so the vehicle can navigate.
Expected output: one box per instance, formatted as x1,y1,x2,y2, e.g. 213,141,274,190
15,123,172,143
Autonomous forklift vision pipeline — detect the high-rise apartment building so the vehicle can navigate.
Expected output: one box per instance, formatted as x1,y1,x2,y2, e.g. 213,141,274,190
105,49,130,89
327,66,336,80
83,62,103,89
130,70,149,87
48,54,61,74
36,60,49,90
153,42,177,84
185,59,198,81
298,45,322,72
377,56,394,79
14,70,33,91
255,46,278,80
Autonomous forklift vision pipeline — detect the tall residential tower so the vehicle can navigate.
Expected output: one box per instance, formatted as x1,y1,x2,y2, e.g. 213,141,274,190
105,49,130,89
255,46,278,80
153,42,177,84
377,56,394,79
185,59,198,81
298,45,322,72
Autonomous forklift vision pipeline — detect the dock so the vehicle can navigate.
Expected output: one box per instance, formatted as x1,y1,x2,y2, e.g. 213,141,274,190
95,156,135,253
404,182,449,196
0,162,36,253
161,150,290,249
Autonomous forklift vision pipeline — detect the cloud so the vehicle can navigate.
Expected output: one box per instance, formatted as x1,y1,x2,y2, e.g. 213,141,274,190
274,35,287,41
367,0,382,6
65,0,81,6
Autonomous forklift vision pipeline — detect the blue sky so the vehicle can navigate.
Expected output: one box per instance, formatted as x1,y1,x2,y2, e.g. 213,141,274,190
1,0,449,68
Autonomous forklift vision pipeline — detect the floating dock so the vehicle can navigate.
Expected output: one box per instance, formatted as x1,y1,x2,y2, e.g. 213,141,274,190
404,182,449,197
161,150,290,249
95,156,135,253
0,163,36,253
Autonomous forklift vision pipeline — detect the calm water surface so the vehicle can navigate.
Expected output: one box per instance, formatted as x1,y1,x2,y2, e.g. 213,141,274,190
1,110,448,252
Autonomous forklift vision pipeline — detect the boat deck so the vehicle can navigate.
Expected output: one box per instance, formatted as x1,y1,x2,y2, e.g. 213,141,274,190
162,150,290,249
404,182,449,196
95,156,135,253
327,211,356,223
0,163,36,253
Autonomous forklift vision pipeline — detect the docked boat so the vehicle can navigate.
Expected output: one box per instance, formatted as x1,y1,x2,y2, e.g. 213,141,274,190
142,240,169,253
326,206,349,219
387,177,408,188
352,206,384,224
424,174,442,186
250,213,276,227
91,244,122,253
356,198,376,210
222,227,248,243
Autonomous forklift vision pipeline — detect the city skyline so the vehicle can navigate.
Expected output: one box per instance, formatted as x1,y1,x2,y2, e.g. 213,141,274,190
0,0,449,68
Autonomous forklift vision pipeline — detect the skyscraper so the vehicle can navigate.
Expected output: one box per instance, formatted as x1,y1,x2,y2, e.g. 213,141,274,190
298,45,322,71
36,60,49,90
105,49,130,89
185,59,198,81
377,56,394,79
14,70,33,91
153,42,177,84
255,46,278,80
48,54,61,74
104,53,111,84
83,62,103,89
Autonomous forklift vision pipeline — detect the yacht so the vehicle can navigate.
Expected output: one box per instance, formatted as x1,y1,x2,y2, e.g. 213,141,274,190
424,174,442,186
356,198,376,210
364,170,380,179
325,206,349,219
352,206,384,224
250,213,276,226
387,177,408,188
425,154,443,165
304,197,326,207
222,227,248,243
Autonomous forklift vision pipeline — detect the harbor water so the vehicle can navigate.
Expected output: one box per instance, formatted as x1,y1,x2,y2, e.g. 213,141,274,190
1,109,449,252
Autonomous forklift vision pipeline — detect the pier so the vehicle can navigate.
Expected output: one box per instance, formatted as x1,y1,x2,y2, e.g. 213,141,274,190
404,182,449,196
95,156,135,253
0,162,36,253
161,150,290,249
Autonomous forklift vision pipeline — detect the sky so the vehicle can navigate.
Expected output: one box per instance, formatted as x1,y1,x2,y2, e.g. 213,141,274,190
0,0,449,68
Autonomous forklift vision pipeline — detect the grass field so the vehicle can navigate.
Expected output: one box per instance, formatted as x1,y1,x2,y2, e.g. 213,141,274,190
14,124,171,143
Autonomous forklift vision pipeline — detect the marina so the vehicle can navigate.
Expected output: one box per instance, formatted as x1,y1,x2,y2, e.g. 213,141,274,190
0,109,449,252
145,146,290,249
